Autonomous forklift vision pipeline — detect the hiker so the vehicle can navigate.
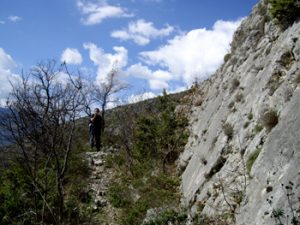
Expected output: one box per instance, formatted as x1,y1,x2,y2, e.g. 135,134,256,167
89,108,104,151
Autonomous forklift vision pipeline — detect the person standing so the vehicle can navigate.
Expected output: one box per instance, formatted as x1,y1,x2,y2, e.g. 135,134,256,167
89,108,104,151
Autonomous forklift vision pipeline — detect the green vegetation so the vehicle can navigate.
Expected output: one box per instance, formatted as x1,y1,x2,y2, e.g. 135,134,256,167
247,112,254,120
254,123,264,133
108,183,131,208
0,164,33,225
224,53,231,63
246,147,262,173
269,0,300,29
0,146,91,225
243,121,250,129
228,101,235,109
102,91,189,225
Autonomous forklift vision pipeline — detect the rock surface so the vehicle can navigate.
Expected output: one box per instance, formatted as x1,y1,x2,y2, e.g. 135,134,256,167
179,0,300,224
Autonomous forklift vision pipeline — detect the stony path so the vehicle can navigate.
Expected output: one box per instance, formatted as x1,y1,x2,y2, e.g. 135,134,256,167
85,150,120,224
86,151,110,210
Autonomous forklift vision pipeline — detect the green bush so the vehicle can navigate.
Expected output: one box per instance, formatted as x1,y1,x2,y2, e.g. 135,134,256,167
121,200,149,225
228,101,235,109
108,183,132,208
247,112,254,120
246,147,262,173
254,123,264,133
0,164,34,225
243,121,250,129
224,53,231,63
133,116,159,160
269,0,300,29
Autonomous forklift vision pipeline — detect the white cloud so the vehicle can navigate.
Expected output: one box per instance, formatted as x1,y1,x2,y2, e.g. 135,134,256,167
83,42,128,82
77,0,133,25
61,48,83,65
140,18,243,85
127,92,156,104
126,63,172,90
0,48,21,106
8,15,22,22
0,21,5,25
148,79,168,90
111,19,174,45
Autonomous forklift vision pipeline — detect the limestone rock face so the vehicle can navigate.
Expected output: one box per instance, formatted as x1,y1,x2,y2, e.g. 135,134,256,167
179,1,300,224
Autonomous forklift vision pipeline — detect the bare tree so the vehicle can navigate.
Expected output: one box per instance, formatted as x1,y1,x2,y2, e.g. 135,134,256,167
0,60,85,225
92,68,129,120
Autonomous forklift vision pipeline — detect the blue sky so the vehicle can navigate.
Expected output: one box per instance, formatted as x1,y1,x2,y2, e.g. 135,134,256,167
0,0,259,105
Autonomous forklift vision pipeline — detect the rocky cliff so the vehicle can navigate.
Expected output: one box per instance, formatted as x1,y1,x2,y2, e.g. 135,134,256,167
179,0,300,224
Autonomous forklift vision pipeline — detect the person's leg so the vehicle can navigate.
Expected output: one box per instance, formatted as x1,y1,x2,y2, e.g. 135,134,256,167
95,131,101,152
89,125,94,149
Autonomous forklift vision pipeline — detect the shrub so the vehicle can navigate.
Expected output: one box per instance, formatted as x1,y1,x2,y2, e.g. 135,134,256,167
254,123,264,133
247,112,254,120
246,147,262,173
0,164,34,224
222,122,234,140
224,53,231,62
260,109,279,131
243,121,250,129
230,78,240,92
228,101,235,109
108,183,132,208
269,0,300,29
121,200,149,225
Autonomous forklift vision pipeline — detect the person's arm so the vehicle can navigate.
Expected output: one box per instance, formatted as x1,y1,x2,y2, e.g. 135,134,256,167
90,114,96,122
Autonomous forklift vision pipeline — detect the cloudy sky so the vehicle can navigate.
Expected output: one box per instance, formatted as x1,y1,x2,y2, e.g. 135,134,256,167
0,0,258,104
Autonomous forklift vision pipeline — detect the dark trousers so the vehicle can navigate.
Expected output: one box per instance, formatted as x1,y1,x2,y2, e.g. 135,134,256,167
89,125,101,151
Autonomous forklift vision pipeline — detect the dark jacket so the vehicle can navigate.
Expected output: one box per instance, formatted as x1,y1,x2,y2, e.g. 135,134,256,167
90,114,104,133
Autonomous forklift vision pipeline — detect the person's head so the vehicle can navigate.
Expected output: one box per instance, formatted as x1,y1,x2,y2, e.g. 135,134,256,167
94,108,100,114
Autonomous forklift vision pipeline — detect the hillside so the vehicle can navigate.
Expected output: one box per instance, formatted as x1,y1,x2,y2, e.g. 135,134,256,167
178,0,300,224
